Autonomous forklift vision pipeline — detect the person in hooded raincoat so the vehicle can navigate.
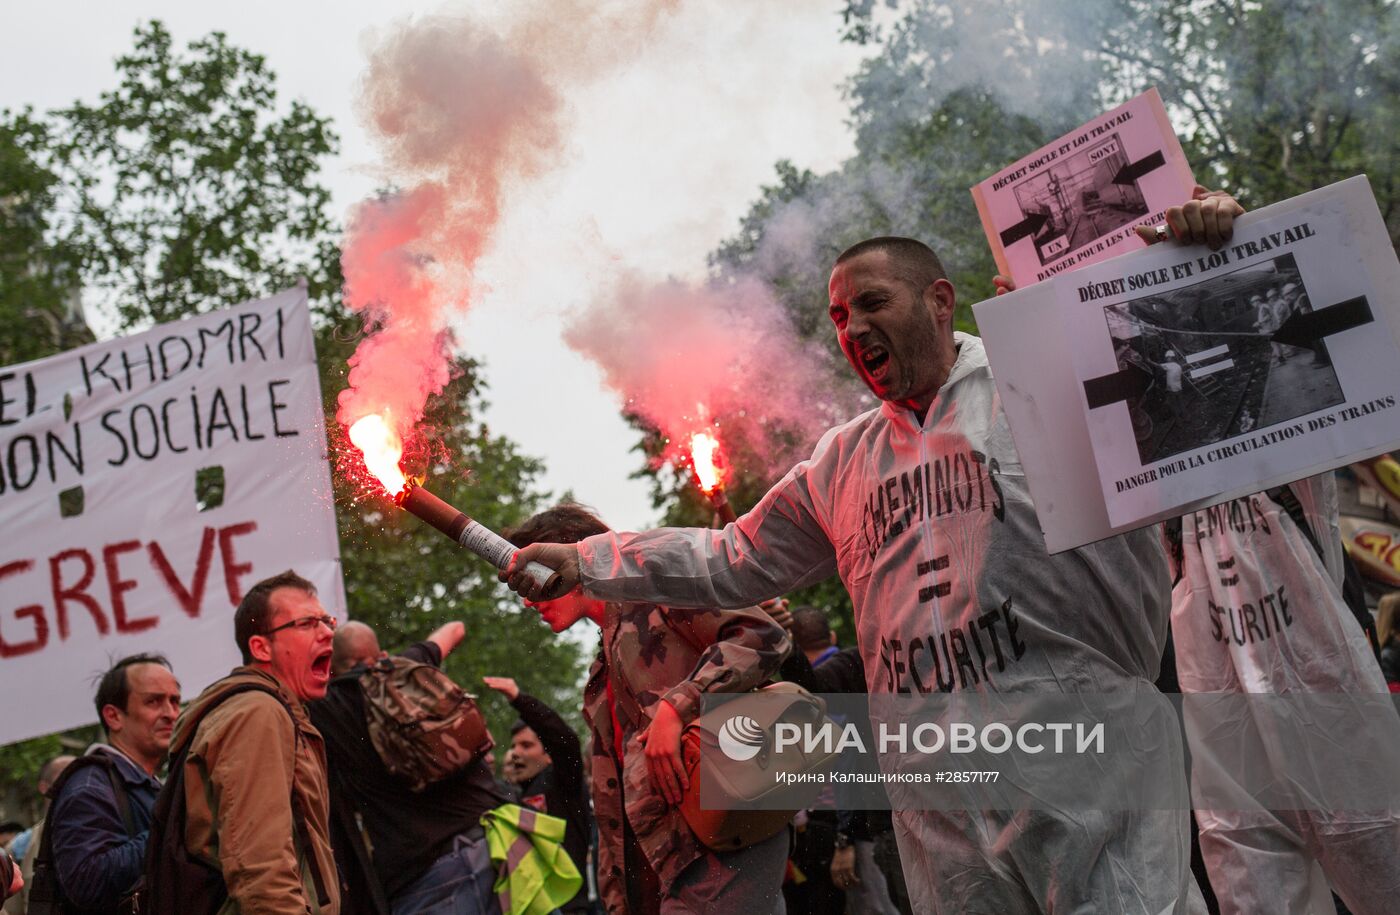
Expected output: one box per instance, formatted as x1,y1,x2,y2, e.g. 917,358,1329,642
1168,473,1400,915
992,185,1400,913
503,196,1244,914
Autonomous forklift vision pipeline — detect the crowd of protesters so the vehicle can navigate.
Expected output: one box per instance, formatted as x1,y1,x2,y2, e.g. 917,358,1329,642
4,188,1400,915
0,571,920,915
500,189,1400,915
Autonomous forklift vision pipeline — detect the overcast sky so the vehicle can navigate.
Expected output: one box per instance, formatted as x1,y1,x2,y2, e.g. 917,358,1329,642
0,1,866,531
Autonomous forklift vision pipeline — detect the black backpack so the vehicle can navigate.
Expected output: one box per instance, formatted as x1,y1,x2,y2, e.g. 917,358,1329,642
142,682,332,915
28,752,141,915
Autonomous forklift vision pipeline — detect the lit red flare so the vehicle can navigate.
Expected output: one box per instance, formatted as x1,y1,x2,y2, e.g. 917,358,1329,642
687,430,736,525
689,431,724,494
345,412,557,592
348,414,408,497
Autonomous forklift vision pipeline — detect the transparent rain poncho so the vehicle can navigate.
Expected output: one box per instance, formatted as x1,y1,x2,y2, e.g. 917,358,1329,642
1171,474,1400,915
577,334,1205,914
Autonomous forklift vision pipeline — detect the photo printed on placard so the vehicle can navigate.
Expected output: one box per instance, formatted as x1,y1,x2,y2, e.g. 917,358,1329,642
1102,252,1344,465
1011,132,1152,267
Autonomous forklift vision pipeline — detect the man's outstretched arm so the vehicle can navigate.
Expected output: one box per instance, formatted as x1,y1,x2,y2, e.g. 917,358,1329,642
504,436,841,608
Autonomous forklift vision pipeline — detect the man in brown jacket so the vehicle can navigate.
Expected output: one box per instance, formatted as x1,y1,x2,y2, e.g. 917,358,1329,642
506,503,792,915
169,569,340,915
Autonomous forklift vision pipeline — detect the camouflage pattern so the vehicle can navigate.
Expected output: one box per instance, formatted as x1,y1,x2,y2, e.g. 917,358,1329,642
582,601,790,914
360,656,494,792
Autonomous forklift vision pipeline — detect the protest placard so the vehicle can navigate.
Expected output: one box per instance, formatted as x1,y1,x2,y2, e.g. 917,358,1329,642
972,176,1400,553
0,287,344,744
971,88,1196,287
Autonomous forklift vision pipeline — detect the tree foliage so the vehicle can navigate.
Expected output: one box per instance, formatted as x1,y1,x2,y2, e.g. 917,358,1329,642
0,111,89,365
833,0,1400,241
39,21,343,329
1098,0,1400,239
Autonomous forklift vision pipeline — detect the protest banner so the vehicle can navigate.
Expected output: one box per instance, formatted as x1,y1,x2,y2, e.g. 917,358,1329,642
0,286,344,744
973,176,1400,553
971,88,1196,288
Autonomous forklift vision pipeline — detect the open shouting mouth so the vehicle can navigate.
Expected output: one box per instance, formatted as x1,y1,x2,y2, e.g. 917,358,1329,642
860,343,891,382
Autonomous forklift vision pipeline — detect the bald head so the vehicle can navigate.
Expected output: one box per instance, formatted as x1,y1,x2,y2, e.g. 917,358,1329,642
332,621,382,675
39,754,76,795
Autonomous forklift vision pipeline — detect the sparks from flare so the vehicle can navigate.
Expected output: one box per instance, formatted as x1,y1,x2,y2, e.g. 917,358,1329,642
348,414,407,497
342,415,558,590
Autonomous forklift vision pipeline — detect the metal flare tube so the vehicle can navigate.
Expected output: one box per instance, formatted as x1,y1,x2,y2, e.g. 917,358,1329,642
396,482,556,590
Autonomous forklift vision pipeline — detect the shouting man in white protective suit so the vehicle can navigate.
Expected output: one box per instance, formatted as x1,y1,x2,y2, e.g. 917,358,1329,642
503,198,1246,913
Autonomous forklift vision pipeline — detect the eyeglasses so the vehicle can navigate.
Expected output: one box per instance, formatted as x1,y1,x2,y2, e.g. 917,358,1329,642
265,614,338,635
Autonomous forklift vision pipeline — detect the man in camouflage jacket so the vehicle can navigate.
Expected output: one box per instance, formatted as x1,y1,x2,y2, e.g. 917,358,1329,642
507,504,792,914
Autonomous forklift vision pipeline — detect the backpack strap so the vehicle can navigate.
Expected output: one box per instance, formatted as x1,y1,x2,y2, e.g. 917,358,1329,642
290,789,332,908
168,683,331,908
29,753,135,915
1266,485,1324,561
104,760,139,839
324,764,390,915
165,683,273,760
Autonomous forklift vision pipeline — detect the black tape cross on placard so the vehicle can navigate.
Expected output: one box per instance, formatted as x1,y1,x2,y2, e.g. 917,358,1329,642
1111,150,1166,186
1083,296,1374,409
999,212,1049,248
1272,297,1373,348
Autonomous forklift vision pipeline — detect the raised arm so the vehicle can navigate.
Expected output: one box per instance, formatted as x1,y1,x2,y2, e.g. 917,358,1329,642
510,689,586,797
426,620,467,660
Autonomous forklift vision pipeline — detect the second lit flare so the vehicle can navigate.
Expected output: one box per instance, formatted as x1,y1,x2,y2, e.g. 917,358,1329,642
688,431,736,525
690,432,723,493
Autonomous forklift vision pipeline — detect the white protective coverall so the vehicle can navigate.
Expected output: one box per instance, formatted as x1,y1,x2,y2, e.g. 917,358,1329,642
1172,474,1400,915
578,333,1205,914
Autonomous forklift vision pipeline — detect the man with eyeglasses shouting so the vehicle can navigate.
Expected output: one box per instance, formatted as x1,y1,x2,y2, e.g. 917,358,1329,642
159,570,341,914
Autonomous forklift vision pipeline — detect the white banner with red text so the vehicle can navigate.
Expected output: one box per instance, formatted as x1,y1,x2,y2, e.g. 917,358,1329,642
0,286,345,744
